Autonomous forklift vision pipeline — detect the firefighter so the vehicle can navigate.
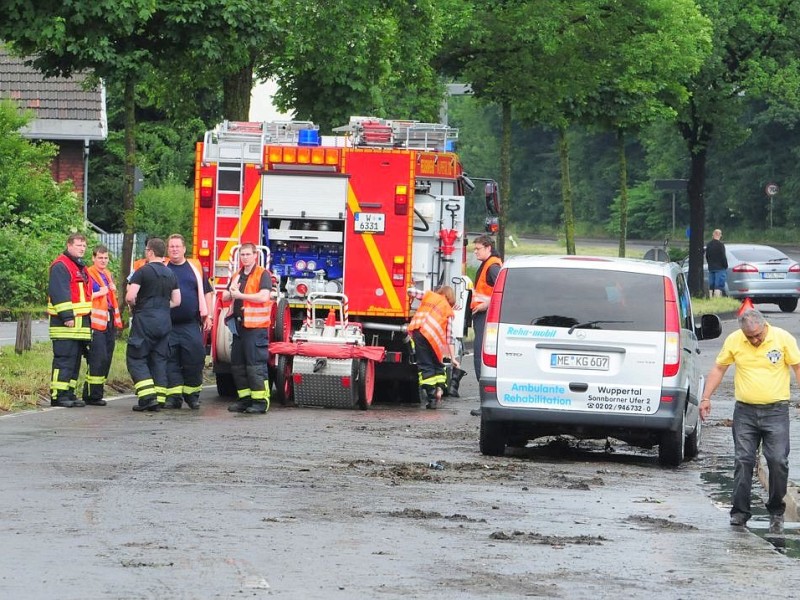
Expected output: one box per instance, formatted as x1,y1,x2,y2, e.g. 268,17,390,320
407,285,458,409
48,233,93,408
469,235,503,416
125,238,181,412
164,234,214,410
82,245,123,406
223,242,272,414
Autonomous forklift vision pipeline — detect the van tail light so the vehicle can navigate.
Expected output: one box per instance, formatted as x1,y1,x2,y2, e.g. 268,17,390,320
663,276,681,377
790,264,800,273
482,269,507,368
732,263,758,273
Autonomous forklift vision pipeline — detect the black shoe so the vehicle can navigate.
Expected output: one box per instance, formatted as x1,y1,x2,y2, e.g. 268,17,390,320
51,398,76,408
769,514,784,535
244,403,267,414
85,398,107,406
228,400,252,413
162,399,182,409
730,513,748,527
132,399,160,412
470,408,481,417
186,399,201,410
71,397,86,407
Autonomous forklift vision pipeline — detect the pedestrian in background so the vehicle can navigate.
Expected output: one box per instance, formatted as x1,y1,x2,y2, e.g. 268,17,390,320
407,285,458,409
223,243,272,414
469,234,502,416
126,238,180,412
164,234,213,410
83,245,122,406
700,308,800,534
47,233,92,408
706,228,728,298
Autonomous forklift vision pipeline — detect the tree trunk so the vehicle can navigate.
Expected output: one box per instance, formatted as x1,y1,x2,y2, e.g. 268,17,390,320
617,129,628,258
558,126,576,255
14,312,32,355
498,100,512,259
120,76,137,302
687,147,708,297
223,61,254,121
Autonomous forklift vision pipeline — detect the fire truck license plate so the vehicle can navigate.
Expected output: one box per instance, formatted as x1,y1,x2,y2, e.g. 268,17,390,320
354,212,385,233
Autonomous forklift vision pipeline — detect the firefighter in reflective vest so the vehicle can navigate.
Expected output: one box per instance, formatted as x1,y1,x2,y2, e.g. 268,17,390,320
223,243,272,414
407,285,458,409
48,233,93,408
469,235,502,416
164,233,214,410
125,238,181,412
82,244,123,406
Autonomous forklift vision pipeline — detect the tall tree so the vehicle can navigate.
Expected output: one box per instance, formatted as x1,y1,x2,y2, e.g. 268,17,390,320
578,0,711,257
270,0,448,130
678,0,800,296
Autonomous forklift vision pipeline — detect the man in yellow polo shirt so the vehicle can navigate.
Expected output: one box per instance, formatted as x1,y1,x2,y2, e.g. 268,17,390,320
701,308,800,534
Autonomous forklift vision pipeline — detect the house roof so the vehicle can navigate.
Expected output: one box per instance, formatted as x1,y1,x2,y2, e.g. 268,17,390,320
0,45,107,142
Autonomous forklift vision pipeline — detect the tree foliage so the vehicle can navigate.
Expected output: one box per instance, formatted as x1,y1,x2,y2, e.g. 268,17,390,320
0,101,86,311
270,0,448,130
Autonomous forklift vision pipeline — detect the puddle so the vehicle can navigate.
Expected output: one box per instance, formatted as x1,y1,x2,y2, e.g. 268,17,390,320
702,456,800,558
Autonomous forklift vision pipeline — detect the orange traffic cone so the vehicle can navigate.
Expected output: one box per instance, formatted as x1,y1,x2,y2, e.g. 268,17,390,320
737,297,755,316
325,309,336,327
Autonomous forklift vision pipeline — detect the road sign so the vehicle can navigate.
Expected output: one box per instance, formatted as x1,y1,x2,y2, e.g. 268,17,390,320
765,183,779,197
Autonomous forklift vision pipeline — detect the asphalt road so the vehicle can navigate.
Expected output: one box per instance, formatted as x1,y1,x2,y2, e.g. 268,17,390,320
0,319,49,347
3,339,800,598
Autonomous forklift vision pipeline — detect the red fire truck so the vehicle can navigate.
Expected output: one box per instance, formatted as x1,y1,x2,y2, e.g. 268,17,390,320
193,117,499,407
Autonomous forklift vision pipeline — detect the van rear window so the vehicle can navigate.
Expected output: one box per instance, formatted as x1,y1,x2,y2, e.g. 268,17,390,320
500,268,666,332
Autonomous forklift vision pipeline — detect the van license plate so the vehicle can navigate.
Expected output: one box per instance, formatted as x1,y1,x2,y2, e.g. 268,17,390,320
762,272,785,279
551,354,609,371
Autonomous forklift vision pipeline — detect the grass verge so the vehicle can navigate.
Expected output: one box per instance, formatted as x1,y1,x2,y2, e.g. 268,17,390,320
0,341,133,413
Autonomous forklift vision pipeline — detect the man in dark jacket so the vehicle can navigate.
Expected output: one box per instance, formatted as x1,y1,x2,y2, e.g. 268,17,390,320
48,233,92,407
705,228,728,298
126,238,181,412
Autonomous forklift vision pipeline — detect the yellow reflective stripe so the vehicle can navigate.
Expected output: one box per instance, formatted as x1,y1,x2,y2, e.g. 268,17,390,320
49,328,92,340
165,386,182,396
419,374,447,387
154,386,167,396
346,183,401,311
49,301,73,313
86,375,105,384
182,385,203,394
237,389,251,399
135,379,154,390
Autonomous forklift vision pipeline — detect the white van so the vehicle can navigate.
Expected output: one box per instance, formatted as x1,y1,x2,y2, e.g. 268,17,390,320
478,255,722,466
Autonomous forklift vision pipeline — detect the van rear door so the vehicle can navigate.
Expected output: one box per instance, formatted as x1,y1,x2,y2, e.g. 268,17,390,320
494,266,665,415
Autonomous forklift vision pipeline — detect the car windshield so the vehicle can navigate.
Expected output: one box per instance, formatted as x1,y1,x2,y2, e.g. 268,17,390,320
730,247,787,262
500,268,666,332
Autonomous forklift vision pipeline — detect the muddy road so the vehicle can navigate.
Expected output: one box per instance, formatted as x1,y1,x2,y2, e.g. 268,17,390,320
3,326,800,598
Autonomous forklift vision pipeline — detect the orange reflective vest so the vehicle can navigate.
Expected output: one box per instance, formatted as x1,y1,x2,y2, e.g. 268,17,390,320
408,291,454,362
241,265,271,329
470,255,502,310
87,265,123,331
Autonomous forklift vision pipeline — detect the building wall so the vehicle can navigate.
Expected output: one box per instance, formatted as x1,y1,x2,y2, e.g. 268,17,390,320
49,142,84,195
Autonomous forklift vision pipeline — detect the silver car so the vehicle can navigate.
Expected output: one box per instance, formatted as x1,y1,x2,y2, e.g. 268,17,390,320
721,244,800,312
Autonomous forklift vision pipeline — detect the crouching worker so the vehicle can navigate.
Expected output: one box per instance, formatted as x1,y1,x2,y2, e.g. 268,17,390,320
407,285,458,409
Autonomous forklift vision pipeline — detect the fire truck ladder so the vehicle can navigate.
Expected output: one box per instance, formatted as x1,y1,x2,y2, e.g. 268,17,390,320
332,117,458,151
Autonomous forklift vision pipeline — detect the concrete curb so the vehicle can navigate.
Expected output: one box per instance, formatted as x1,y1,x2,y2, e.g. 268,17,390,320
758,454,800,521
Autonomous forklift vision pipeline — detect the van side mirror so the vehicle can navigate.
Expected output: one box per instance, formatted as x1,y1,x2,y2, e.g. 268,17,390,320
696,313,722,341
